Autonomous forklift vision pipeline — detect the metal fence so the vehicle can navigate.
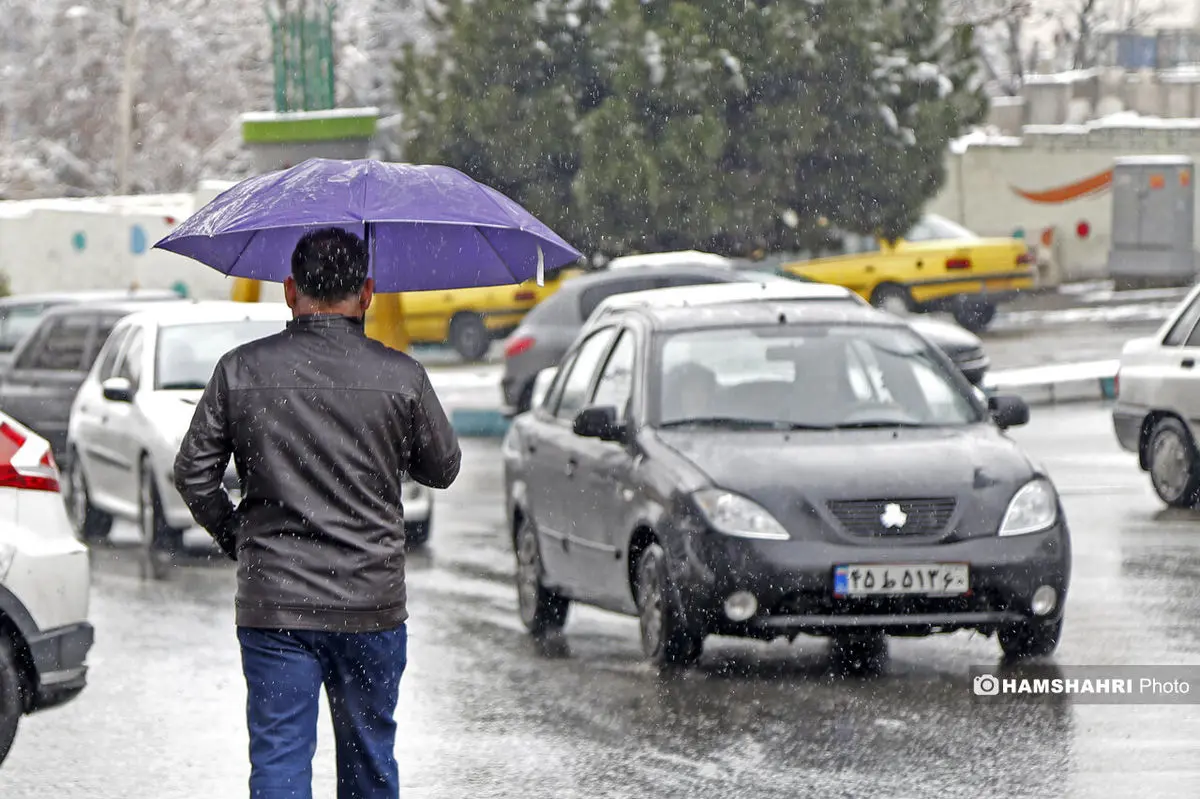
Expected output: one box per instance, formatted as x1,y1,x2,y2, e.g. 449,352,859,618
265,1,337,112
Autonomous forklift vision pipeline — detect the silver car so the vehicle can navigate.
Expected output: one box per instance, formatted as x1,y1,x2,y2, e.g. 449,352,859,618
500,263,990,415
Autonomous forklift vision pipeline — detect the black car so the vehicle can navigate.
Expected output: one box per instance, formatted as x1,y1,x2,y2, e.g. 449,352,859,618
500,264,990,415
501,282,1069,668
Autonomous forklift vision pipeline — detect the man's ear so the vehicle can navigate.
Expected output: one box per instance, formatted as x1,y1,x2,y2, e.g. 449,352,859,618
283,276,297,309
360,277,375,312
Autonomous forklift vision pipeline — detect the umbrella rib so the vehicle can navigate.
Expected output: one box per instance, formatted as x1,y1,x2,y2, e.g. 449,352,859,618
476,226,524,284
227,228,262,279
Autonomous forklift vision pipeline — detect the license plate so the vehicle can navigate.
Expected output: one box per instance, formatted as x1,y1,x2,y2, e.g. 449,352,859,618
833,563,969,597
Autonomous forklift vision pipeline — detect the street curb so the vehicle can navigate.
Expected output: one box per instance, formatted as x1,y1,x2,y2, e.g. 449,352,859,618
448,362,1122,439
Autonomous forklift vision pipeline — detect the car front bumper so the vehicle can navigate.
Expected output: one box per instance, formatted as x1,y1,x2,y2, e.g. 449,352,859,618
668,523,1070,638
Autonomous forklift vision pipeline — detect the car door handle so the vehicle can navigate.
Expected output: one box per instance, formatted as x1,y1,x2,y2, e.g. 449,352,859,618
1184,358,1195,369
565,457,577,477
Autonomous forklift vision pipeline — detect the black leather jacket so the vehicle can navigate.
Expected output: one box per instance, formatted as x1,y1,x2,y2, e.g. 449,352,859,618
173,314,461,633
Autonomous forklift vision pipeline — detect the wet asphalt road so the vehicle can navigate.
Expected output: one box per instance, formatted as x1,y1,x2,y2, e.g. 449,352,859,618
5,402,1200,798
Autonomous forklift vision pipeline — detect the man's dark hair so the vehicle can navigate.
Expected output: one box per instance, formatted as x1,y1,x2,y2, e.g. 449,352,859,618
291,228,370,302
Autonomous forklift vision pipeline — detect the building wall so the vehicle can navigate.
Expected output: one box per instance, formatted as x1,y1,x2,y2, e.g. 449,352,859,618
934,124,1200,283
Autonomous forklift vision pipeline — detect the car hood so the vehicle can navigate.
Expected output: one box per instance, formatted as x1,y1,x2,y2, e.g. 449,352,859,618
654,425,1037,540
141,390,205,444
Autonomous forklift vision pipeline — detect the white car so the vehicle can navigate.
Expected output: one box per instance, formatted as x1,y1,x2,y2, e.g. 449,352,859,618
1113,281,1200,506
0,410,92,766
64,302,434,577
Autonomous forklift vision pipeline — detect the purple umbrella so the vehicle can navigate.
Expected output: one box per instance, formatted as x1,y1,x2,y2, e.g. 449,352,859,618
153,158,583,292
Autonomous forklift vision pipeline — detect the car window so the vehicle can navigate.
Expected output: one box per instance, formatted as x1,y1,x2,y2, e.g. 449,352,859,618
1185,319,1200,349
0,304,46,352
25,314,94,372
156,320,285,390
904,215,976,242
117,328,145,389
553,327,619,420
657,274,728,289
87,315,124,370
95,325,133,381
656,324,982,428
1164,294,1200,346
579,278,660,320
590,329,637,419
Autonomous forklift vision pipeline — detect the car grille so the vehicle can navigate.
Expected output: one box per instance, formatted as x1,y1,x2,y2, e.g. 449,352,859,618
826,498,956,537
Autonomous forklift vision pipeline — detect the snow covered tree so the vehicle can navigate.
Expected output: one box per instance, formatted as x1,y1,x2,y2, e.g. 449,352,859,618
397,0,986,258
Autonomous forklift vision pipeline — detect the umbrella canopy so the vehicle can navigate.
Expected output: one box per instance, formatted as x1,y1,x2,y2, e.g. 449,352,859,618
153,159,583,293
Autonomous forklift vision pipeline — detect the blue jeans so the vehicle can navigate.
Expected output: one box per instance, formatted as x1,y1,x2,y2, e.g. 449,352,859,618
238,625,408,799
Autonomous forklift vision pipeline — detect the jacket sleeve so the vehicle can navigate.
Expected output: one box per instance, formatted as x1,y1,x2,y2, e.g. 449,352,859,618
408,366,462,490
173,362,238,560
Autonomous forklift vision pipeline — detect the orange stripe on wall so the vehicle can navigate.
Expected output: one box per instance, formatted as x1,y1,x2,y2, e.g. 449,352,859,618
1010,170,1114,204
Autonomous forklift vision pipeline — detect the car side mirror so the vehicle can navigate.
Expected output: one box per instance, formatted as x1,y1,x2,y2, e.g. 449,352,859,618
102,376,134,403
573,405,624,442
988,394,1029,429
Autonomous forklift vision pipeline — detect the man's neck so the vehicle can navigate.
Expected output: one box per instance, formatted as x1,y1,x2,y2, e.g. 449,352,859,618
292,299,364,319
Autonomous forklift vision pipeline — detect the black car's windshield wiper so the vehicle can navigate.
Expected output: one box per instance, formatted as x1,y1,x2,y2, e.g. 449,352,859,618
831,420,927,429
658,416,832,431
158,381,208,391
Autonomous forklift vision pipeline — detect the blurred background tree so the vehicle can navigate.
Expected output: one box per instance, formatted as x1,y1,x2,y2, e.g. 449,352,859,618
397,0,987,260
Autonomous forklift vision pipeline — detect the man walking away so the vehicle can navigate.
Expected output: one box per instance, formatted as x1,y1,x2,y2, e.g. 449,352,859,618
174,227,462,799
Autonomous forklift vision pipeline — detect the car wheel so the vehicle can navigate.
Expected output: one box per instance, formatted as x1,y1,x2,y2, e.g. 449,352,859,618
635,543,703,669
449,313,490,362
139,459,183,581
514,516,569,636
405,519,431,549
65,451,113,543
998,617,1063,660
0,635,23,767
829,631,889,671
1147,417,1200,508
952,300,997,333
870,284,912,316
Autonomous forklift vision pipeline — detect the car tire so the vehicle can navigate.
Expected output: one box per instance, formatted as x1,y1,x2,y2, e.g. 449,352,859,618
870,284,912,316
65,451,113,543
1147,417,1200,508
514,516,570,636
998,617,1063,660
139,458,183,582
0,635,23,767
635,543,703,669
405,519,431,549
952,300,997,333
449,313,490,362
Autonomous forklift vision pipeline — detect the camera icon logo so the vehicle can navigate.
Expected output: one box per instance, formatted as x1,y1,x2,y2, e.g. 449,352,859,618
973,674,1000,696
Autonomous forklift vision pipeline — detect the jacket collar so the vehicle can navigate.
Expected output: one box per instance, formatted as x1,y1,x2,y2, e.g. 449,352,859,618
287,314,366,334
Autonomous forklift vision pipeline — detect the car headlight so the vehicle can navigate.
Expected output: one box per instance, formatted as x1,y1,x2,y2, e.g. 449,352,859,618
999,478,1059,536
692,489,790,540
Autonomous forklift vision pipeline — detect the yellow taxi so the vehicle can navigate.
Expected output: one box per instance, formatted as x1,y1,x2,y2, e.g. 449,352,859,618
780,214,1035,332
400,268,583,360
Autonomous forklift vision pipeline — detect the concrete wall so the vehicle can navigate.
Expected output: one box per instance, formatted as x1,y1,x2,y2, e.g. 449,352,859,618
0,182,243,299
935,122,1200,283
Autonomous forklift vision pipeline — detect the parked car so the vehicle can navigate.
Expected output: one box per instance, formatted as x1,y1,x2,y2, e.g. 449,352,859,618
65,302,434,578
1112,282,1200,507
779,214,1034,332
500,263,990,415
0,289,184,371
0,410,93,765
502,281,1068,668
400,268,584,361
0,297,188,463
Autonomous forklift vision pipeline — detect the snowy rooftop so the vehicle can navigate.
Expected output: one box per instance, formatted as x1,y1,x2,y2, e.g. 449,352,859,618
240,107,381,123
606,250,734,270
0,193,194,219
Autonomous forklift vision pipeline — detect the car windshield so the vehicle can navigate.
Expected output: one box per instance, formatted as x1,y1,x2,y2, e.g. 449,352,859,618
904,214,978,242
155,320,286,390
655,324,982,429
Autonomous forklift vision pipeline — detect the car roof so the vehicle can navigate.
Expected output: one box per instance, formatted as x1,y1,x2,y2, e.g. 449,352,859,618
589,281,894,332
0,288,182,307
605,249,735,270
120,301,293,327
550,263,741,295
38,297,191,318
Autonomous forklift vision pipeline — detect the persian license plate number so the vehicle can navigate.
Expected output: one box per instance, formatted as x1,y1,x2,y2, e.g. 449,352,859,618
833,563,968,597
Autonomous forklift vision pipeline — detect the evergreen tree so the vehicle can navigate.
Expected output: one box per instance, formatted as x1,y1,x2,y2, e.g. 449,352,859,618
397,0,986,260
